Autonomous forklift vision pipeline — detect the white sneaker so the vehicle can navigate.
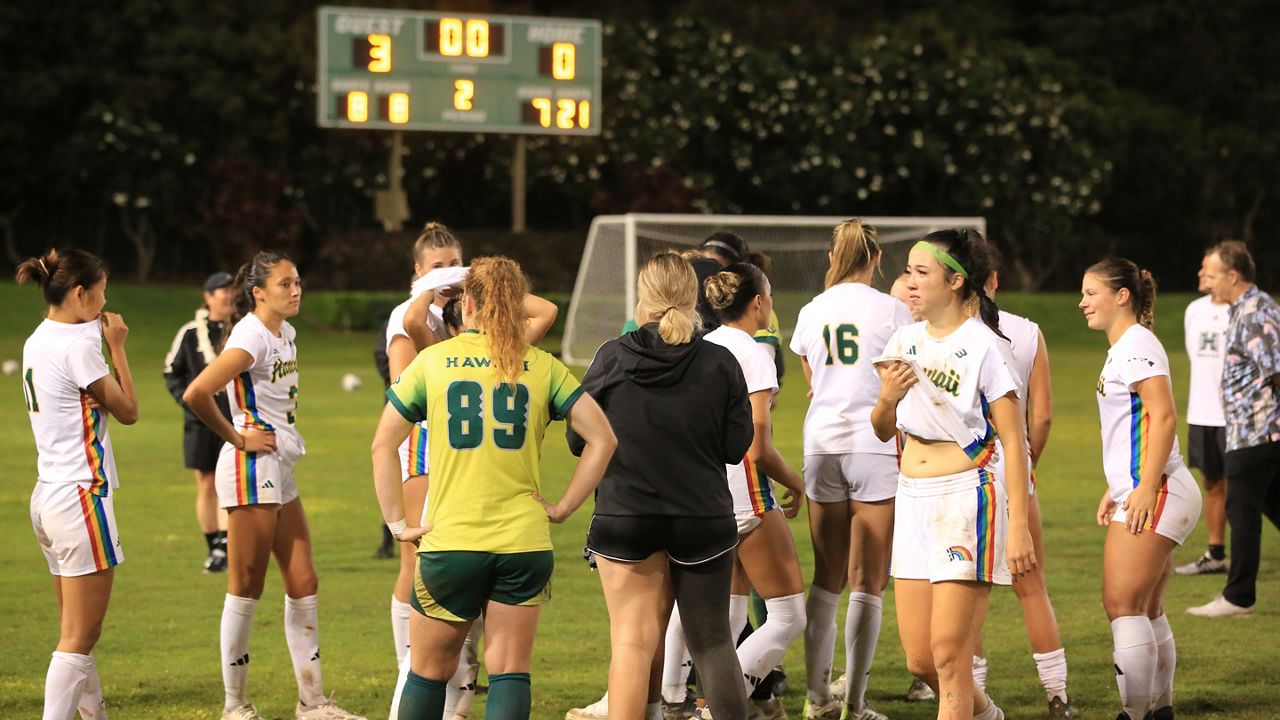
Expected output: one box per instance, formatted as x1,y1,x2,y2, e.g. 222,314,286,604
827,674,847,700
295,697,367,720
847,706,889,720
802,698,842,719
222,704,264,720
1175,552,1227,575
1186,594,1252,617
905,678,936,702
565,692,609,720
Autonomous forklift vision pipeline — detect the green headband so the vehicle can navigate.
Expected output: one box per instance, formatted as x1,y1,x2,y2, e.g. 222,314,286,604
913,240,968,279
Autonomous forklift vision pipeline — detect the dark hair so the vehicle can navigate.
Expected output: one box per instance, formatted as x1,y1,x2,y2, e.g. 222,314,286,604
1086,257,1157,329
1209,240,1255,283
699,230,770,272
229,251,294,327
15,249,108,307
442,296,464,334
703,263,768,323
920,228,1004,339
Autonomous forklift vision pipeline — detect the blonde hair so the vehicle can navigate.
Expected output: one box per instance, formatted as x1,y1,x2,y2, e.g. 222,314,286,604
463,256,530,385
637,252,701,344
413,221,461,265
825,219,880,288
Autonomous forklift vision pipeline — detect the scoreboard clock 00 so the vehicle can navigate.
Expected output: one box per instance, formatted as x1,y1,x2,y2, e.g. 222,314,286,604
317,6,602,135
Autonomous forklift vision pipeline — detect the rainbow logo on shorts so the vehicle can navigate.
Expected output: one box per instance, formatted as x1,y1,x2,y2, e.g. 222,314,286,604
946,546,974,562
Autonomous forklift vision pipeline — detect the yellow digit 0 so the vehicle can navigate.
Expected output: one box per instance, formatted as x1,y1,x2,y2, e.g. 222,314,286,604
346,91,369,122
389,93,410,124
439,18,463,56
466,20,489,57
367,34,391,73
531,98,552,127
552,43,575,80
453,80,474,110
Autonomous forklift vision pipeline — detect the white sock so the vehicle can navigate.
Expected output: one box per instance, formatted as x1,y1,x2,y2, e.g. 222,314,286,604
737,593,806,695
803,586,840,705
729,594,750,641
972,656,989,694
1111,616,1156,720
44,651,90,720
285,594,324,707
973,694,1002,720
77,654,107,719
445,622,482,714
844,592,883,712
662,606,692,703
221,594,258,710
391,595,412,665
389,652,410,720
1033,647,1069,703
646,702,663,720
1150,615,1175,710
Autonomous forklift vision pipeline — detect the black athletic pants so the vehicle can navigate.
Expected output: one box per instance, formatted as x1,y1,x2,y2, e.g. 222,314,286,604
1223,441,1280,608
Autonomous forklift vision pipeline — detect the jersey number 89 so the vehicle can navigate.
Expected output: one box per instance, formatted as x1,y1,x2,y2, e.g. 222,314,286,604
447,380,529,450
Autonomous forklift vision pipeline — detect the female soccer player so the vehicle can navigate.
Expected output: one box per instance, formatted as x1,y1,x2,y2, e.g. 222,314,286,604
1080,258,1201,720
792,220,911,720
372,256,616,720
569,251,753,720
164,271,236,573
698,263,807,719
871,229,1034,720
19,249,137,720
184,251,365,720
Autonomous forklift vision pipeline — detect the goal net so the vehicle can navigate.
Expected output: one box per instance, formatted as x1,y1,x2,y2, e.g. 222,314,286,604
561,213,987,365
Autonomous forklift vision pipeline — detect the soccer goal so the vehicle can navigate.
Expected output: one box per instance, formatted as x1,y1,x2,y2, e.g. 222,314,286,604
561,213,986,365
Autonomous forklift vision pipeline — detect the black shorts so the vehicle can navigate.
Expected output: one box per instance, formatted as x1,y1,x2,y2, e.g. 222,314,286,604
586,514,738,566
1188,424,1227,479
184,424,224,472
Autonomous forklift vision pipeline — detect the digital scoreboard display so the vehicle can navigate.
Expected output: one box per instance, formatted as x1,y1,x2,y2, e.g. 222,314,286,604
317,7,602,135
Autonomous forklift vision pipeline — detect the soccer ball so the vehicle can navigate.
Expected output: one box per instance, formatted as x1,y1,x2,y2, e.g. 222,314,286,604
340,373,362,392
1,359,17,376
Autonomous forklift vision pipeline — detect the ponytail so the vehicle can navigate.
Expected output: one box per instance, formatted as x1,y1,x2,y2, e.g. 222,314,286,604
464,256,530,386
637,251,701,345
1086,257,1158,330
825,218,880,289
15,248,108,307
1137,269,1157,329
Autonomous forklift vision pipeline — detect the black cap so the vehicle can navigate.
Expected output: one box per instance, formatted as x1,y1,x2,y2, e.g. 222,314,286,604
203,272,234,292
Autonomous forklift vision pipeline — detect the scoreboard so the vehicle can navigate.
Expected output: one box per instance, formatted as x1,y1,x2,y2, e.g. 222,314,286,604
316,7,601,135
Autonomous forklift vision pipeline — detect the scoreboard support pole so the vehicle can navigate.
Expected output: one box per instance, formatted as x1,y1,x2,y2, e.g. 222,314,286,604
511,135,527,234
376,130,410,232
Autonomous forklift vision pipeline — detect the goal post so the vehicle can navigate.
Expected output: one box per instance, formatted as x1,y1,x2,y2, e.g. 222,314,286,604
561,213,987,365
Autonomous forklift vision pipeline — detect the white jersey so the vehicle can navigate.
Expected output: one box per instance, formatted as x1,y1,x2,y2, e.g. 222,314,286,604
385,298,447,352
705,325,779,517
385,299,442,480
223,313,302,454
1183,295,1229,427
990,311,1040,479
21,318,118,494
883,318,1022,467
790,283,913,455
1096,324,1186,500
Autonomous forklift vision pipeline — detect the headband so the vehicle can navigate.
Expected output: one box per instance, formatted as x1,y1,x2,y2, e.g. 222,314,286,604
913,240,968,279
701,240,741,260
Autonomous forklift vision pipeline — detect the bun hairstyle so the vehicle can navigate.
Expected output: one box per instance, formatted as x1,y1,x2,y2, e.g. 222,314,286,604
413,221,461,266
825,218,880,289
463,256,530,386
1209,239,1256,283
637,251,702,345
15,249,108,307
920,228,1005,340
704,262,768,323
1086,257,1158,329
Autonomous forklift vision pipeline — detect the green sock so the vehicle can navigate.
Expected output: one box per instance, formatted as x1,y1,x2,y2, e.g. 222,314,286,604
398,670,446,720
486,672,532,720
751,589,768,625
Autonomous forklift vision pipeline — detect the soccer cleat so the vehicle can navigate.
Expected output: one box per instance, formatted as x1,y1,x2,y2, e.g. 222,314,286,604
1145,707,1174,720
827,674,847,700
662,700,698,720
905,678,936,702
801,698,842,719
1047,696,1078,718
1174,552,1226,575
689,707,714,720
749,697,789,720
1186,594,1252,618
204,547,228,574
295,697,367,719
565,692,609,720
844,705,888,720
221,704,264,720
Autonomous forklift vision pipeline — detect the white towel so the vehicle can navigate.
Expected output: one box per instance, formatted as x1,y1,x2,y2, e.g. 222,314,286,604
410,266,469,300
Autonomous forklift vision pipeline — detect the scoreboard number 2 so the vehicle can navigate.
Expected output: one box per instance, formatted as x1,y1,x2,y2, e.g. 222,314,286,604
454,80,475,110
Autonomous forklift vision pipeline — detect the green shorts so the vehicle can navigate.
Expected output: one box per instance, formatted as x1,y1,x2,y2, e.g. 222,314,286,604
412,550,554,622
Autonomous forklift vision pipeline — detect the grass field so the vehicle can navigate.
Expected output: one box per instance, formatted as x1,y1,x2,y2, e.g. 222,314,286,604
1,281,1277,719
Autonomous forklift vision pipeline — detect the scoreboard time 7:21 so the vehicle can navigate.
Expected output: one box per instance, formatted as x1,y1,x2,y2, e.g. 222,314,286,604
317,7,601,135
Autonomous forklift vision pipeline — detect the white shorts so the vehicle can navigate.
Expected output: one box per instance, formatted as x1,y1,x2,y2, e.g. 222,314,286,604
730,460,777,527
804,453,898,503
891,467,1011,585
30,481,124,577
398,424,429,483
1110,465,1203,546
735,511,764,535
215,444,299,508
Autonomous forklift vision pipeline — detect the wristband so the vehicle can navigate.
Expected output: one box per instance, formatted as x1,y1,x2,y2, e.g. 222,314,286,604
387,518,407,539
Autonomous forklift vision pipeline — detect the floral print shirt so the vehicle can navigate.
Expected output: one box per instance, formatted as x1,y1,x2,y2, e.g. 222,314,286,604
1222,285,1280,451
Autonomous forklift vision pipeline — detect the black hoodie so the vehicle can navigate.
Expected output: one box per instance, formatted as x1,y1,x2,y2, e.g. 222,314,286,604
568,323,753,516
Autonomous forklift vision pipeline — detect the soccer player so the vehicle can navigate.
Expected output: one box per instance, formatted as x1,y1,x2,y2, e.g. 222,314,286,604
184,251,365,720
791,220,910,720
164,271,236,573
1175,250,1231,575
19,249,138,720
372,256,616,720
871,229,1035,720
1080,258,1201,720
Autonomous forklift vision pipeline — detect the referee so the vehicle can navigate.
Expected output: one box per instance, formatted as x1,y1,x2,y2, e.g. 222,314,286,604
163,271,234,573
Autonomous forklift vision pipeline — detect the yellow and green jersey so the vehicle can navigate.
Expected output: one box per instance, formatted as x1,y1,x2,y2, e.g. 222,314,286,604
387,330,583,554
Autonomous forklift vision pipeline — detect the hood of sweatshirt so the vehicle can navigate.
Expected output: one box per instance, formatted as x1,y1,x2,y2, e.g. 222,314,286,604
616,323,702,387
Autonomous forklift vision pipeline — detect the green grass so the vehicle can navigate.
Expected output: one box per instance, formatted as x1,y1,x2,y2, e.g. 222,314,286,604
1,283,1277,719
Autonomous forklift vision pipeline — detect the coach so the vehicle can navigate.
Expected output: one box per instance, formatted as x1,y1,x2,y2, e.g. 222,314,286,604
1188,241,1280,618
